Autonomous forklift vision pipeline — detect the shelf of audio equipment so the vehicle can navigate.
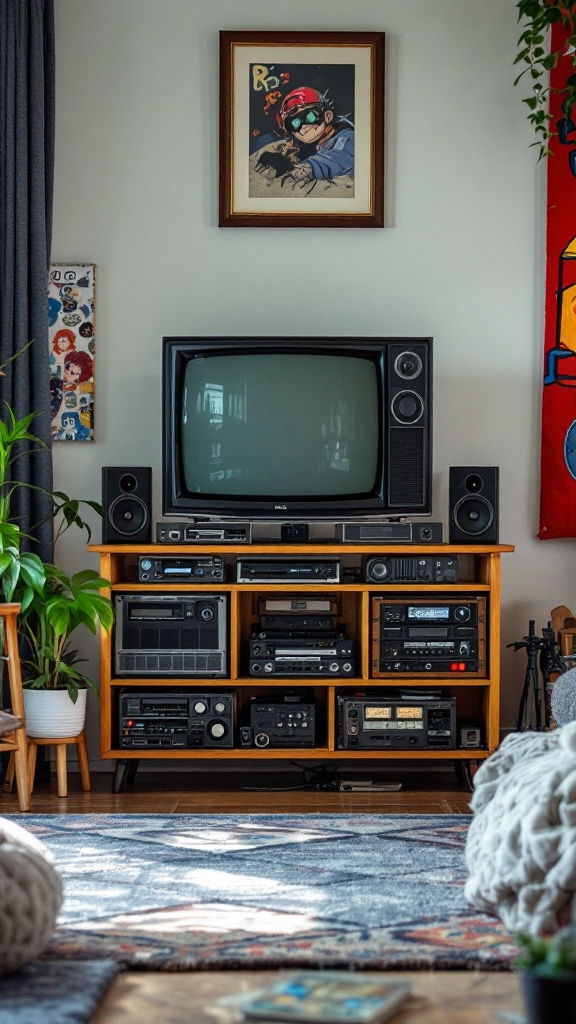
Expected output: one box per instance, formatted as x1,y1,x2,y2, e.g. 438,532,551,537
89,541,513,775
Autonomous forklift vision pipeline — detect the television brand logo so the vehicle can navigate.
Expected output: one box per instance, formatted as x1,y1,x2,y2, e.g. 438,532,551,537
274,504,288,510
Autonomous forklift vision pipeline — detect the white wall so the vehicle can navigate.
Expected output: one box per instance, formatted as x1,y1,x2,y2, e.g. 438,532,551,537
52,0,565,765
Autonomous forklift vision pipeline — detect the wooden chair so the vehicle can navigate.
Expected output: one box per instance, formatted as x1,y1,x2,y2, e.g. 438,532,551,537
0,603,31,811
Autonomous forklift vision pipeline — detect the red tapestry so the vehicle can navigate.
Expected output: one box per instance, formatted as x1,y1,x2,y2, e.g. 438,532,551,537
539,24,576,538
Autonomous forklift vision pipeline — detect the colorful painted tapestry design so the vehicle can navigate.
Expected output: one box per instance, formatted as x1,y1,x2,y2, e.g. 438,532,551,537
539,26,576,537
48,264,95,442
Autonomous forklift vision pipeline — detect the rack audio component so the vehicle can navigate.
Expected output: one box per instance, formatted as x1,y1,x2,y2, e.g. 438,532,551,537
119,690,235,748
249,693,317,748
338,521,443,544
337,690,457,750
371,596,486,677
237,558,340,583
114,593,227,676
249,636,355,677
156,521,252,544
365,555,458,584
138,555,224,582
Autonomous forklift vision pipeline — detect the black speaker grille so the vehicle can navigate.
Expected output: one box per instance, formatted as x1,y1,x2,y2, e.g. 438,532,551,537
109,495,148,535
133,627,182,650
454,496,494,536
388,427,426,506
182,626,218,650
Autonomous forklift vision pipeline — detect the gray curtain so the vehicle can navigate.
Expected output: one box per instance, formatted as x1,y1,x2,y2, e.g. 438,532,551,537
0,0,55,561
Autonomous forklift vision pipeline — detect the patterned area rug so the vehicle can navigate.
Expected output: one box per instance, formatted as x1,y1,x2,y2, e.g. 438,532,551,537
0,960,121,1024
10,813,517,972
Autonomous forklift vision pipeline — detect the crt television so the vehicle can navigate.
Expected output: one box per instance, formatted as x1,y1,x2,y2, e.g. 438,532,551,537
162,336,432,521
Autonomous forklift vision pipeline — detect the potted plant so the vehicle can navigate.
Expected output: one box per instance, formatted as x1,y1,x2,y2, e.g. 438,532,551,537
17,564,114,738
514,1,576,159
0,342,107,754
516,926,576,1024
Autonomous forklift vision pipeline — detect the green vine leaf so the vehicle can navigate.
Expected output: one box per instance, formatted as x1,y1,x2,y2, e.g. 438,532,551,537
515,0,576,160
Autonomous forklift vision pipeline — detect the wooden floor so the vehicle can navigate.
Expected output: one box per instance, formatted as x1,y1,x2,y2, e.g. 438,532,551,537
91,970,523,1024
1,763,473,814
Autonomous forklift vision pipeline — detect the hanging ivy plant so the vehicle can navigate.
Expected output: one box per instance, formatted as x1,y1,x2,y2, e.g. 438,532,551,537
515,0,576,159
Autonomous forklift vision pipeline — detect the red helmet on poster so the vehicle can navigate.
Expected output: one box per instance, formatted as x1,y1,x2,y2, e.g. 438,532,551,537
277,87,325,128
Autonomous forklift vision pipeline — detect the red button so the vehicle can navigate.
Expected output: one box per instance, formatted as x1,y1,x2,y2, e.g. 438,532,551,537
450,663,458,671
458,663,466,671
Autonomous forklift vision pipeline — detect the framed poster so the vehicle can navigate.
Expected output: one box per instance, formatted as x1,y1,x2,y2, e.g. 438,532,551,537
48,263,95,442
219,31,385,228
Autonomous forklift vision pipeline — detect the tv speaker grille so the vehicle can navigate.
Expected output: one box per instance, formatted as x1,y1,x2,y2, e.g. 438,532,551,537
388,427,426,506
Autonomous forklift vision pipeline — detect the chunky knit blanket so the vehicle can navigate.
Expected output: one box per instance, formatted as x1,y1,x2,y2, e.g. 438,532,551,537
464,722,576,936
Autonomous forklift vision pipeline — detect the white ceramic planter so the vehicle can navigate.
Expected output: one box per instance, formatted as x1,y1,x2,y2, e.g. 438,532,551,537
23,687,87,739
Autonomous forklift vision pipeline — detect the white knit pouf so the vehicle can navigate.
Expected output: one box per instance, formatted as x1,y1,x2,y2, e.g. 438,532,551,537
0,816,63,975
552,666,576,726
465,722,576,936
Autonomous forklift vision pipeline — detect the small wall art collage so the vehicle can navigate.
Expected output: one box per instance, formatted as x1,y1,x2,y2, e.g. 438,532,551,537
48,263,95,442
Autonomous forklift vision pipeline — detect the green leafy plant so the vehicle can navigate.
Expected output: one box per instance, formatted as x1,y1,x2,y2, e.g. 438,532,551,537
515,0,576,159
0,340,101,606
516,926,576,978
17,564,114,704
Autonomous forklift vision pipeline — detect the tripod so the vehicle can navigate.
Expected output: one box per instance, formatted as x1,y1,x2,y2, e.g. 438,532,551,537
507,620,549,732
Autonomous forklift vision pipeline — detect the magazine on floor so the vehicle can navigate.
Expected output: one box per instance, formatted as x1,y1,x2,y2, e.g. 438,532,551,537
225,972,411,1023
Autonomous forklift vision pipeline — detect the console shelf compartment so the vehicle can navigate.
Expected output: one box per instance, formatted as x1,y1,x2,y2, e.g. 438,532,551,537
90,542,513,774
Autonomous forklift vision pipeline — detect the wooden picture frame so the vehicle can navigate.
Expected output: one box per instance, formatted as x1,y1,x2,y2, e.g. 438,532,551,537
219,31,385,228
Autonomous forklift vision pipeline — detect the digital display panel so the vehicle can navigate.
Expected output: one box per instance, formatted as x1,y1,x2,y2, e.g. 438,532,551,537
128,606,179,619
407,606,450,620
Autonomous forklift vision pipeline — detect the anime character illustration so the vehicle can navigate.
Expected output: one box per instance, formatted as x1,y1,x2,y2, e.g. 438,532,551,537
275,87,354,185
50,350,94,438
248,63,354,200
51,350,94,439
62,350,93,389
54,412,92,441
52,328,76,356
48,264,95,441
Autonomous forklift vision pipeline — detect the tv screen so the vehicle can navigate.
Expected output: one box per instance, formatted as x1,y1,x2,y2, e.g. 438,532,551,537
162,337,432,521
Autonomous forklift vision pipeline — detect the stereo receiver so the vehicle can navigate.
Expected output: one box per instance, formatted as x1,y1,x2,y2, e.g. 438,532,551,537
138,555,224,582
114,593,227,676
337,690,457,750
119,690,235,748
365,556,458,584
249,635,355,677
371,596,486,677
249,693,317,747
338,521,443,544
237,559,340,583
